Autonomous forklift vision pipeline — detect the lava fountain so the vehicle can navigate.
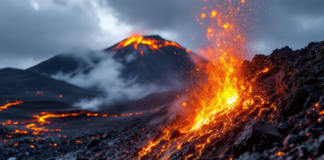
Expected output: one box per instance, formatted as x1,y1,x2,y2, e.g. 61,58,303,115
138,1,274,159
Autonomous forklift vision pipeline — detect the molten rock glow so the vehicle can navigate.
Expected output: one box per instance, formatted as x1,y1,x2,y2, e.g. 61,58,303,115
0,101,23,111
113,35,185,56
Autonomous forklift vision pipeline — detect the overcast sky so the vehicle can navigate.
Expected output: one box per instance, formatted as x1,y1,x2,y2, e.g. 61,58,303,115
0,0,323,69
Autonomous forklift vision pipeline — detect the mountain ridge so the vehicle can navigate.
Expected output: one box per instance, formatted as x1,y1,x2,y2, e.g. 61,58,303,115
0,67,99,104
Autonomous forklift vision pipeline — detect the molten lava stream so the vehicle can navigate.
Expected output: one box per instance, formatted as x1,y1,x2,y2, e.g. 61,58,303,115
21,111,92,135
21,110,154,136
0,101,23,111
138,1,273,159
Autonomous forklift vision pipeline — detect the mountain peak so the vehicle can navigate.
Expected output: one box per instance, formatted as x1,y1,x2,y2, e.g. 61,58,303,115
105,35,189,56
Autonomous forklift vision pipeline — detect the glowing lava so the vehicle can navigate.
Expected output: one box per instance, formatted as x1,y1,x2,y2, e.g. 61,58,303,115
18,110,152,136
138,1,273,159
0,101,23,111
35,111,88,125
113,35,185,56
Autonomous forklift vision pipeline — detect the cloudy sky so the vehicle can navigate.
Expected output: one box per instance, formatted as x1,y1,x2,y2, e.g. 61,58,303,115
0,0,323,69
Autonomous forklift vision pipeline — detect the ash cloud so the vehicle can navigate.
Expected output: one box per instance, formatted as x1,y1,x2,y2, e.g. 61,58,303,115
250,0,324,54
52,51,169,110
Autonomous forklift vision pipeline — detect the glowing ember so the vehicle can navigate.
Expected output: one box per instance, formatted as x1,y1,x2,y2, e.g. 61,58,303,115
0,101,23,111
113,35,185,56
211,10,217,17
277,151,284,156
201,13,206,19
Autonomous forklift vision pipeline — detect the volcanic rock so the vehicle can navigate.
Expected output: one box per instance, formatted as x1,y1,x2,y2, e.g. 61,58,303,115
237,152,269,160
0,125,8,136
309,135,324,158
87,139,100,148
233,120,280,157
277,121,292,133
183,144,196,156
170,129,181,140
299,131,314,141
306,122,320,133
100,134,111,140
283,88,310,116
69,139,75,143
282,134,298,146
297,146,308,159
319,115,324,124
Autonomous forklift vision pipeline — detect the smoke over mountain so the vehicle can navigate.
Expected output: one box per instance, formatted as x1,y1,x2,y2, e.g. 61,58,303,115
52,51,169,110
28,35,206,110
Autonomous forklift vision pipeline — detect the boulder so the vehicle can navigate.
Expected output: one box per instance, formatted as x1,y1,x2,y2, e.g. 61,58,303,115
61,141,67,145
169,129,181,140
237,152,269,160
283,134,298,146
310,135,324,157
101,133,111,140
87,139,100,148
233,120,280,157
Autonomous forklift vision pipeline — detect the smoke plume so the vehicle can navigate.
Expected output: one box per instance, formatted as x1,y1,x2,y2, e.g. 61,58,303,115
52,51,169,110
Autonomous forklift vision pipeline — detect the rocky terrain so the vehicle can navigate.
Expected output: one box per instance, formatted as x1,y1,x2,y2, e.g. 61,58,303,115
1,41,324,160
0,107,169,160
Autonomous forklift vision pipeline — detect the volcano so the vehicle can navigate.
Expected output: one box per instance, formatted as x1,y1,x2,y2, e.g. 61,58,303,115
28,35,206,87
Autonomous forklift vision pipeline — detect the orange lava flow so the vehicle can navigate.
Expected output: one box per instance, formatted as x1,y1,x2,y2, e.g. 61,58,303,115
113,35,185,56
20,110,150,136
23,111,89,135
1,108,152,138
0,101,23,111
138,1,273,159
35,111,88,125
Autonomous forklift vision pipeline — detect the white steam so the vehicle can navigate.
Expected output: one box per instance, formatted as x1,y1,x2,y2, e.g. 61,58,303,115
52,51,168,110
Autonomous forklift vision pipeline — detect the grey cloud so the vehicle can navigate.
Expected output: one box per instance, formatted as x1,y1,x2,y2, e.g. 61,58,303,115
104,0,199,30
103,0,206,50
252,0,324,54
52,0,68,6
0,0,101,68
